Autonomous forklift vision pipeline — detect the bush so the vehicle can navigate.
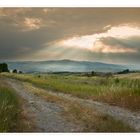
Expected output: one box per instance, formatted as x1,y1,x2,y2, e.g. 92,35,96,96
114,78,120,84
13,69,17,73
19,71,23,74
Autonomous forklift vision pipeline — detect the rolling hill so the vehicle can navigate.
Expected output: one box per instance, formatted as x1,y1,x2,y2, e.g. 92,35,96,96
4,59,128,73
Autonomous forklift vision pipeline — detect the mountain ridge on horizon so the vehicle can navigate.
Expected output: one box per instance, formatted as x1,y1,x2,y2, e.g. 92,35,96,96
1,59,126,66
2,59,130,73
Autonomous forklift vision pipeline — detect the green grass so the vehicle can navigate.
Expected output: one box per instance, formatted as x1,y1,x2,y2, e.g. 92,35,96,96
0,78,35,132
2,72,140,111
0,82,19,132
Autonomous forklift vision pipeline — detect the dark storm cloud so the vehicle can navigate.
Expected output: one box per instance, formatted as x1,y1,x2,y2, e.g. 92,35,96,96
0,8,140,63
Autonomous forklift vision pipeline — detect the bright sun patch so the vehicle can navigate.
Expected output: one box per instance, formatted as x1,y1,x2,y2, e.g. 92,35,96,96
59,25,140,53
60,35,97,50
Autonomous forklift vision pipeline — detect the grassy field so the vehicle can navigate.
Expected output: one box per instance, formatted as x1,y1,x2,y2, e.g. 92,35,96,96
0,78,35,132
0,79,20,132
24,82,135,132
2,72,140,111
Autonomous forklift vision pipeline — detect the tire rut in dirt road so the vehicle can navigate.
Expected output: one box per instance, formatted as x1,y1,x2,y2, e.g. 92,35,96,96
48,91,140,132
6,79,83,132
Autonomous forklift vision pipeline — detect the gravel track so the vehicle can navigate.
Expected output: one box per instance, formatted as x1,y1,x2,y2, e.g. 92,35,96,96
7,78,140,132
7,79,83,132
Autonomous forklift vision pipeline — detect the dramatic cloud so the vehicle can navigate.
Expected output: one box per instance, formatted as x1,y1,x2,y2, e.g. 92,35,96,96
59,25,140,53
22,17,42,31
0,8,140,66
92,41,137,53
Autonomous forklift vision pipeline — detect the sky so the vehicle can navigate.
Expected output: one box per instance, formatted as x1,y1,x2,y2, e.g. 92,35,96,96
0,8,140,66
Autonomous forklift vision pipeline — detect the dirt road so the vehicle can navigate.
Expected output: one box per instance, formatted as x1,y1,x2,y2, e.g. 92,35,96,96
6,79,82,132
6,78,140,132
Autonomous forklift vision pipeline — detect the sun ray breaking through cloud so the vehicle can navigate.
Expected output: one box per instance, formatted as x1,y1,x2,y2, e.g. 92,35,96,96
58,25,140,53
0,8,140,66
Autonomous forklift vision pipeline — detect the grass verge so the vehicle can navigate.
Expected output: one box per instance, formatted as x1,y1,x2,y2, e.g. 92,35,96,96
0,81,20,132
0,79,35,132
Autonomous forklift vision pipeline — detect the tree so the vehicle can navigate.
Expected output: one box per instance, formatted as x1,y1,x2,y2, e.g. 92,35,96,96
117,69,130,74
0,63,9,72
13,69,17,73
19,71,23,74
91,71,95,76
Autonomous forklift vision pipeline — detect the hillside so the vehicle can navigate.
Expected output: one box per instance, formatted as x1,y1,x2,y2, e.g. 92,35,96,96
6,59,127,73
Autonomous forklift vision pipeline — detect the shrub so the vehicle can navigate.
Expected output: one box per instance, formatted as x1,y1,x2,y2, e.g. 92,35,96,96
13,69,17,73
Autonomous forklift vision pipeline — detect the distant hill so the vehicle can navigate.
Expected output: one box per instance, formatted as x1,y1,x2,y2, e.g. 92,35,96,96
6,59,127,73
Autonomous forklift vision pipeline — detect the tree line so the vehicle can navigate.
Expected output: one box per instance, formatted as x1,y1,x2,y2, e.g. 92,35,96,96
0,63,22,73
